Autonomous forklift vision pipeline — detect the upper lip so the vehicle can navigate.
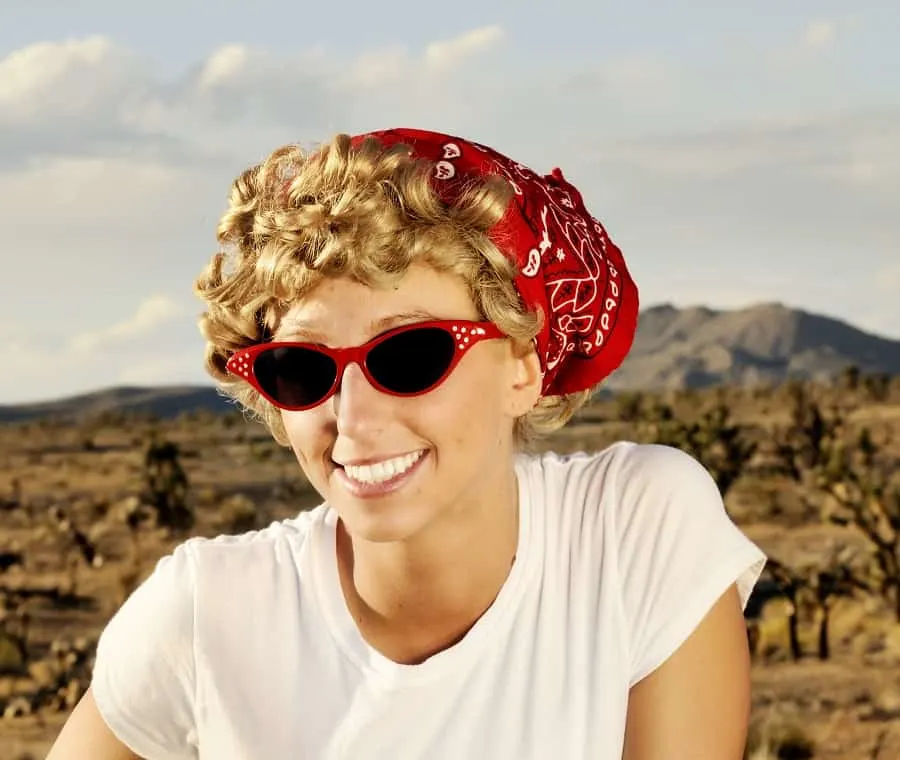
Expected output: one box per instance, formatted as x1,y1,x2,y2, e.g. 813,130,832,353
334,450,426,467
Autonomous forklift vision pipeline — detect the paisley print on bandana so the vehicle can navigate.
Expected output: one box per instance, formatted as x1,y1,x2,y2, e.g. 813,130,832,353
349,128,640,397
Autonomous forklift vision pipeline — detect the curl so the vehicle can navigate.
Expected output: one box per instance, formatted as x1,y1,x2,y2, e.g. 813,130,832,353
194,133,594,447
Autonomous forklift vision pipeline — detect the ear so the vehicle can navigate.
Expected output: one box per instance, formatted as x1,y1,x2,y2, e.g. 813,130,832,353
504,340,543,417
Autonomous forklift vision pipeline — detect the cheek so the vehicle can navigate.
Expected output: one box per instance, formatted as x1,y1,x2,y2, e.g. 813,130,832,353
281,410,330,467
422,361,510,443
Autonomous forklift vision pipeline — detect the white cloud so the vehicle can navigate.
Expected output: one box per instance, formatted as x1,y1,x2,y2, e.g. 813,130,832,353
0,323,29,357
196,44,255,90
334,25,508,108
2,296,201,403
876,264,900,293
1,156,201,232
803,20,837,51
592,108,900,192
0,28,676,169
0,29,897,403
1,32,894,260
559,53,679,111
116,352,201,386
771,16,859,67
423,25,505,72
0,36,143,126
3,337,204,403
598,55,679,105
70,295,183,352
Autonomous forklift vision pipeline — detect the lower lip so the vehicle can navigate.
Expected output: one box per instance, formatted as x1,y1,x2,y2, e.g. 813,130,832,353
335,451,428,499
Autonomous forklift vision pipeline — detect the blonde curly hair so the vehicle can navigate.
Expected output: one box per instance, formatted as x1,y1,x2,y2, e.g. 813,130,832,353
194,133,593,449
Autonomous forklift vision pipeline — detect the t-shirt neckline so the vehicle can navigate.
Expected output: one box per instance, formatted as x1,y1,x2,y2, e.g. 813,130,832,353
309,458,535,688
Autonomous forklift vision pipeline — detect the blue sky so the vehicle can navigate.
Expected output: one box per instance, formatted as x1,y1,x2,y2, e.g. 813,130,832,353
1,1,898,403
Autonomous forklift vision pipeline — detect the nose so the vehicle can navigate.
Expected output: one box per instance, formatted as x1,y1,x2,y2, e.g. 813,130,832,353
331,361,388,438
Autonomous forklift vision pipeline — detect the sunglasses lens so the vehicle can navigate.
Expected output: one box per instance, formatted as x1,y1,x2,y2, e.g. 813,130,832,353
254,346,338,408
368,327,456,394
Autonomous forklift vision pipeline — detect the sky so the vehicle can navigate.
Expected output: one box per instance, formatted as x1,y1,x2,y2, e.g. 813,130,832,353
1,1,898,404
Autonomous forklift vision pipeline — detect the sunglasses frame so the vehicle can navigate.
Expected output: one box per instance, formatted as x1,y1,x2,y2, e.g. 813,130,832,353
226,319,507,411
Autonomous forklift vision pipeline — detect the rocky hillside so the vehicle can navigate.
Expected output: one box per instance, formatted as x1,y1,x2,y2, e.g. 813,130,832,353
0,385,232,424
604,302,900,390
2,302,898,422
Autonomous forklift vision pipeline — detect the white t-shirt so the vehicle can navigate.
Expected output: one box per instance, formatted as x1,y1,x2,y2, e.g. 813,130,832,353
91,442,767,760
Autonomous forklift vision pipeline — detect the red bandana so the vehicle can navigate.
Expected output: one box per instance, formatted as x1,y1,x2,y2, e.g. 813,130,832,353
349,128,640,397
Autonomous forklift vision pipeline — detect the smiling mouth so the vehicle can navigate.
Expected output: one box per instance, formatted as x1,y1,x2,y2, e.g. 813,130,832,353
337,449,427,486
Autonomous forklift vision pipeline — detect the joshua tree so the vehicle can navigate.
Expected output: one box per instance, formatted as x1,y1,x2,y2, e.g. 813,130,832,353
807,555,861,660
818,430,900,622
760,559,805,661
0,599,29,675
142,436,194,532
839,363,861,392
781,544,863,661
862,372,891,403
0,477,22,511
772,381,843,483
773,385,900,622
647,401,757,499
751,549,860,662
614,391,644,423
48,505,104,574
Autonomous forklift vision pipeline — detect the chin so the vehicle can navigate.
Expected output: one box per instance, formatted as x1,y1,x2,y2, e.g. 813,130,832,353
325,450,439,542
335,499,436,545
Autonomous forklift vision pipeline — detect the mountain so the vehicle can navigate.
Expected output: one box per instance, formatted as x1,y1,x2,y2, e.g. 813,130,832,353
1,302,898,423
604,301,900,391
0,385,232,424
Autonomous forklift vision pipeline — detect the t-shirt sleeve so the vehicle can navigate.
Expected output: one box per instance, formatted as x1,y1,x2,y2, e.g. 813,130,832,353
90,542,199,760
612,443,767,687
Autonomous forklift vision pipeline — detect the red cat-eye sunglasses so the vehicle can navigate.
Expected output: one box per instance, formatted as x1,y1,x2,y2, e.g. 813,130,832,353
226,319,506,411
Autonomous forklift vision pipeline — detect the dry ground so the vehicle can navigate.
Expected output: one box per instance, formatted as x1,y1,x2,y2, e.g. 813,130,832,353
0,385,899,759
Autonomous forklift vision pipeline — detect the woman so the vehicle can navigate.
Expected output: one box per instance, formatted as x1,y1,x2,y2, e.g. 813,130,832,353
47,128,766,759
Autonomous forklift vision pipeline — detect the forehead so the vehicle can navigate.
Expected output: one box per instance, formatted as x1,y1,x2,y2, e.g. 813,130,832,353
276,264,478,341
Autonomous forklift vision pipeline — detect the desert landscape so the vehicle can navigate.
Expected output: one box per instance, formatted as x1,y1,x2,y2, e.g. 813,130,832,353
4,3,897,756
0,364,899,759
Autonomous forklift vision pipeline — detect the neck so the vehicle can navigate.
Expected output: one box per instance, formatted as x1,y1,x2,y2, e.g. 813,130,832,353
335,463,520,660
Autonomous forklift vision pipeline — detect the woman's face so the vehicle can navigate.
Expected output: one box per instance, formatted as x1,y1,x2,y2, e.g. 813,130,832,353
275,263,542,545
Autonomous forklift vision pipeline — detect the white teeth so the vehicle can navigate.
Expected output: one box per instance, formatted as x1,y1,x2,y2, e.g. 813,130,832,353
343,450,425,485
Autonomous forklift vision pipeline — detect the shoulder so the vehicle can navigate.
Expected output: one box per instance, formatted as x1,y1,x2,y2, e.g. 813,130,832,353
520,440,765,628
552,441,763,584
518,440,714,518
98,506,324,652
517,441,722,567
186,506,322,564
608,442,726,528
91,506,327,756
169,507,325,610
515,440,631,495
